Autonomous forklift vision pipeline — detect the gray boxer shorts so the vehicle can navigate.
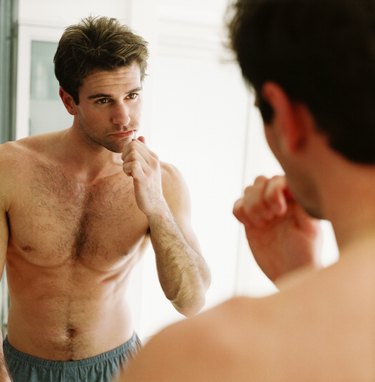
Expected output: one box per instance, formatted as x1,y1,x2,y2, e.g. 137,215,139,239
3,332,141,382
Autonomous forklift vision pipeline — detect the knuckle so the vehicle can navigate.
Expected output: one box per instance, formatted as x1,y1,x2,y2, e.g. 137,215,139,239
254,175,268,185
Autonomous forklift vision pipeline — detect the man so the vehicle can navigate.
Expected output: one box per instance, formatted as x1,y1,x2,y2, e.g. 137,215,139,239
0,16,210,382
119,0,375,380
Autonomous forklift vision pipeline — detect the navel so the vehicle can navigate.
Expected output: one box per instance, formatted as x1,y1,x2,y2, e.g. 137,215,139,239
66,325,78,339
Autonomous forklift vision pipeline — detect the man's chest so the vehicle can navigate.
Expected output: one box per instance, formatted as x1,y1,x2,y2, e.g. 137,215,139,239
8,168,149,267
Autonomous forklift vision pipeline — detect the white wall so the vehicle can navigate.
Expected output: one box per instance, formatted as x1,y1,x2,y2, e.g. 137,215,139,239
19,0,130,25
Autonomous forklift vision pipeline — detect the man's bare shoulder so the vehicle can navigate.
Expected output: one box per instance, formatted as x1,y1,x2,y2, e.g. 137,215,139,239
160,161,191,205
160,162,184,184
122,256,375,381
0,132,65,205
0,140,35,191
0,131,64,162
120,297,269,381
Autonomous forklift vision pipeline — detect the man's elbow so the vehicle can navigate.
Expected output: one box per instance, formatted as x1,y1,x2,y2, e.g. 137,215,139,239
172,280,210,317
172,295,206,317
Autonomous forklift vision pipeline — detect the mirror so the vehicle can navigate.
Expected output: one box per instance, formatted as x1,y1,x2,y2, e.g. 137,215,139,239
5,0,338,341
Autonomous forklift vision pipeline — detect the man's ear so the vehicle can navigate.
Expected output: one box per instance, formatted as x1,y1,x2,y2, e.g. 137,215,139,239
261,82,313,153
59,87,78,115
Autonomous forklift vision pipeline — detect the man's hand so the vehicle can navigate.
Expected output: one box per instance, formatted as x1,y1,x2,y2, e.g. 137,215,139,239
122,136,166,216
233,175,322,282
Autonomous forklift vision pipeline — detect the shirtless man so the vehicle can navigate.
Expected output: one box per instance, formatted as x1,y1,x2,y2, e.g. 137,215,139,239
0,16,210,382
120,0,375,380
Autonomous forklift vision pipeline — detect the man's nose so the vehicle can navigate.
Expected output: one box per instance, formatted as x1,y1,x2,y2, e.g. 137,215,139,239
111,103,131,127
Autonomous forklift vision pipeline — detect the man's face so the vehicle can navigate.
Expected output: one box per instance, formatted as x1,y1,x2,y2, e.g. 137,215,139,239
72,63,143,153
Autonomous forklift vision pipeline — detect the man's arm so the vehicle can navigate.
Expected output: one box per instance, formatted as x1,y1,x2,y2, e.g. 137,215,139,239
0,347,10,382
149,163,210,316
233,175,322,284
122,136,210,316
0,199,11,381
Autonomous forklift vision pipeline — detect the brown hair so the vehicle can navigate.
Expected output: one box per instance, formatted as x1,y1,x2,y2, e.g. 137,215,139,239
227,0,375,163
54,16,149,104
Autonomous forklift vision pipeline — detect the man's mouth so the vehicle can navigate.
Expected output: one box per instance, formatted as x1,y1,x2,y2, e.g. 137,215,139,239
109,131,135,139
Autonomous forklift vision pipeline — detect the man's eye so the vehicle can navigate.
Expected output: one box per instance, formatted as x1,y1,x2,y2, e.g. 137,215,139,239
96,98,111,104
127,93,139,100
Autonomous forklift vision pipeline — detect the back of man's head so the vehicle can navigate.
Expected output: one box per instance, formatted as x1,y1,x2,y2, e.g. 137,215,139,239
54,16,149,104
228,0,375,163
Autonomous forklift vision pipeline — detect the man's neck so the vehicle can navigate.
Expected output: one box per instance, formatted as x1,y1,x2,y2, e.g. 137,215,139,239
56,128,123,184
321,166,375,252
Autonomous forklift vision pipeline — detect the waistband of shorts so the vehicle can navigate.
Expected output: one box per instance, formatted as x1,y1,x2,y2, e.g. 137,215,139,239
3,332,140,368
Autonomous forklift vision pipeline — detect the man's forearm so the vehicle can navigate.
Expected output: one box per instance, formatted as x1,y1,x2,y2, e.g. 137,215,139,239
0,333,11,382
148,209,210,317
0,359,10,382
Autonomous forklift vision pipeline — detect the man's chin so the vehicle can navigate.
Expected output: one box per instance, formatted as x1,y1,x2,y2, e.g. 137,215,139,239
303,205,323,220
104,141,129,154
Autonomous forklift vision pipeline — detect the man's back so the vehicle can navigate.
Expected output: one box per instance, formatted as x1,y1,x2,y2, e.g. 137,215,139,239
121,245,375,381
1,131,149,360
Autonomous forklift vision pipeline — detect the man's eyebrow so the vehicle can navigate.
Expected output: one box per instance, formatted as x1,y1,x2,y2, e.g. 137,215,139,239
128,87,143,93
87,87,143,100
88,93,111,100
